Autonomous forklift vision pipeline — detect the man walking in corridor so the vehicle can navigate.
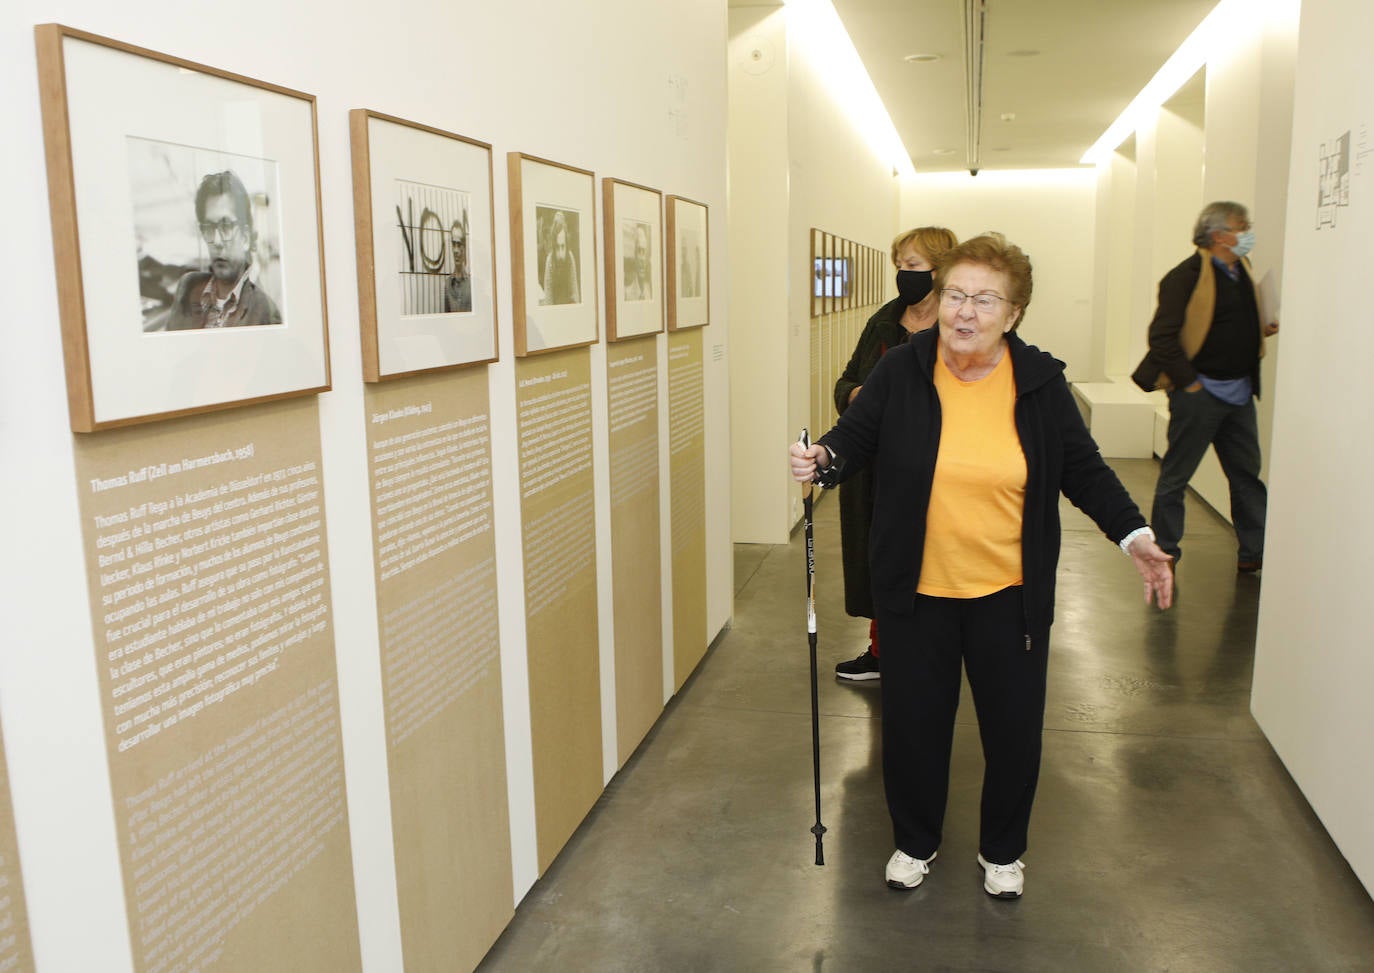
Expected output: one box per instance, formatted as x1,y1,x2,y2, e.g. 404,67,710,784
1133,200,1279,572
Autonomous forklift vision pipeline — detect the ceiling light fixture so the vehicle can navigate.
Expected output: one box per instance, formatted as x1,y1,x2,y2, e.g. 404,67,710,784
962,0,987,176
903,53,941,63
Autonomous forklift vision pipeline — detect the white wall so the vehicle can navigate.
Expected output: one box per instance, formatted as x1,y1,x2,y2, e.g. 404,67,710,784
727,3,899,543
899,169,1098,381
1125,104,1205,377
1252,0,1374,897
727,6,793,545
0,1,731,969
1094,151,1138,377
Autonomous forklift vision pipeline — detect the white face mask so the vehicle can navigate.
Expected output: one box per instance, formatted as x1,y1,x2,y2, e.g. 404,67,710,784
1229,229,1255,258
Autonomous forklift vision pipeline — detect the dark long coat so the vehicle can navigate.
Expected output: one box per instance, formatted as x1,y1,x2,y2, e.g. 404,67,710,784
831,297,909,618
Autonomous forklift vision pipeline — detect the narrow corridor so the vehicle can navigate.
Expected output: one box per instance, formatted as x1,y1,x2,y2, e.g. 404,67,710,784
480,459,1374,971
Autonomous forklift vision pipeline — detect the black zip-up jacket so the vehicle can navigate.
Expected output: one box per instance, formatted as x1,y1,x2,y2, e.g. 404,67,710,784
815,328,1147,638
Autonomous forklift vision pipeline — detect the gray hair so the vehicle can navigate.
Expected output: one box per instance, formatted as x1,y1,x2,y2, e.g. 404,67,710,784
1192,201,1249,247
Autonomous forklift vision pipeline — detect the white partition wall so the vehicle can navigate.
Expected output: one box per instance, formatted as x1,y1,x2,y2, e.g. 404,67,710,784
1097,150,1139,378
1125,102,1205,381
1252,0,1374,898
727,6,794,545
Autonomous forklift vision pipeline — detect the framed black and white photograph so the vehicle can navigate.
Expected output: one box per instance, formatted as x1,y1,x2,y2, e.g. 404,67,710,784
508,153,598,356
129,141,285,333
350,110,497,381
666,196,709,331
35,24,329,432
603,179,663,342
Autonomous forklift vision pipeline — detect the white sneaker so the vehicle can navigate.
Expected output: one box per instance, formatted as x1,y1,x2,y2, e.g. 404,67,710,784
885,849,937,889
977,853,1025,898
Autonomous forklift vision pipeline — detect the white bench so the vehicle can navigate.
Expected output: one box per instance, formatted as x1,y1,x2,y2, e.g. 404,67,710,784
1071,379,1166,458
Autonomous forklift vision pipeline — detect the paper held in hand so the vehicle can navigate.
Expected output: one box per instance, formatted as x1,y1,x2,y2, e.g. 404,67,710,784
1257,270,1280,328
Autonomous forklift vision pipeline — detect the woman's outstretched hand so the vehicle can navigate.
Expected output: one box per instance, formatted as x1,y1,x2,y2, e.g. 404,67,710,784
1127,535,1174,609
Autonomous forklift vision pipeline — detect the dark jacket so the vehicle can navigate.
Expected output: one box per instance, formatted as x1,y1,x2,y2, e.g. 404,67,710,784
817,328,1146,637
1131,251,1267,397
831,297,908,618
163,271,283,330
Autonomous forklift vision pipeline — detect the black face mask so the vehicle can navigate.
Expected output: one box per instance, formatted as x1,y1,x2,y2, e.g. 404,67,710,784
896,269,934,307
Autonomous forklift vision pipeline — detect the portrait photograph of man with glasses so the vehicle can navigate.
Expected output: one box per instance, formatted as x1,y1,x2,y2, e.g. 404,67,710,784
159,169,283,331
131,140,285,333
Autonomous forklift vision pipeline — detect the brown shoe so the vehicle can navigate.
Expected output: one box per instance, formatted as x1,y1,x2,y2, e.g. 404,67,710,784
1237,559,1262,573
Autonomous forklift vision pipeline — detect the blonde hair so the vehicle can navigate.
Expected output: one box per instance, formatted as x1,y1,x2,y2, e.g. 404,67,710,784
890,226,958,269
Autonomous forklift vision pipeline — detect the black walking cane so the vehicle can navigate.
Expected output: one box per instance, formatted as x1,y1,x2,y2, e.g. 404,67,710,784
800,429,827,866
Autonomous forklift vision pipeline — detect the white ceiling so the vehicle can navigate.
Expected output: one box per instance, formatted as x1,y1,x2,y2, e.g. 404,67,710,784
736,0,1219,173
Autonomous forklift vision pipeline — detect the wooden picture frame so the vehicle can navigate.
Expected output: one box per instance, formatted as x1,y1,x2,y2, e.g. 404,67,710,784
809,228,822,319
813,232,824,316
350,110,498,381
666,196,709,331
851,242,860,308
840,236,847,309
603,178,664,342
832,237,842,311
35,24,330,432
508,152,598,356
823,234,835,315
843,238,854,310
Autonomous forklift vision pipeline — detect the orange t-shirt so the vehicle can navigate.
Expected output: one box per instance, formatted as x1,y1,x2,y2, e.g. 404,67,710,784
917,351,1026,598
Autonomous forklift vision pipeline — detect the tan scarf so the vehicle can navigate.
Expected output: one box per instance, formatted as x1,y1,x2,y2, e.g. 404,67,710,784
1155,249,1266,391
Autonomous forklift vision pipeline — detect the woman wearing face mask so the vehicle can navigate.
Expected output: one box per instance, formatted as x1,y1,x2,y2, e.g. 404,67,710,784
832,226,958,681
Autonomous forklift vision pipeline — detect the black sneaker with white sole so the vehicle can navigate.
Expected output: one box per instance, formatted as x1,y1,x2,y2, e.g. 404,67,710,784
835,648,880,681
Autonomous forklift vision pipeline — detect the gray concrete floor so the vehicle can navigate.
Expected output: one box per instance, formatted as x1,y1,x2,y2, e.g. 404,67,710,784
478,459,1374,971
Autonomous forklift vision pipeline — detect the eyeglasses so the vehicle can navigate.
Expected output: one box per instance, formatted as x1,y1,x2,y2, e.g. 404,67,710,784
940,288,1012,313
198,219,243,244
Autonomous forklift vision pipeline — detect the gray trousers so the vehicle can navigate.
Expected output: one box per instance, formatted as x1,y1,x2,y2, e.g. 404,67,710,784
1150,387,1267,563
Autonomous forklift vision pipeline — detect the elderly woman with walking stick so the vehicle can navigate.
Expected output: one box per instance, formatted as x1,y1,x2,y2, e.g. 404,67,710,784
789,233,1173,898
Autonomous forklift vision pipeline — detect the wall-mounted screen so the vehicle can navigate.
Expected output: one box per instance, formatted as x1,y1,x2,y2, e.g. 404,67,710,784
812,257,849,298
